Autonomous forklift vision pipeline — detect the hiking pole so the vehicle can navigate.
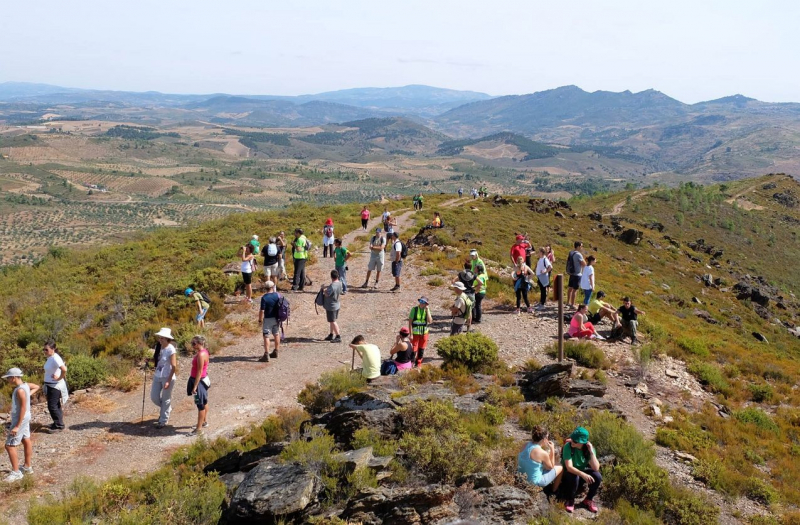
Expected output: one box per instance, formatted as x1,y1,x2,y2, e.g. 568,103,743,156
141,364,147,423
351,347,355,372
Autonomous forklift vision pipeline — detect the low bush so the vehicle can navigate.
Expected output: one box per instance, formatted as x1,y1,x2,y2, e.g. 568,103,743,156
663,486,720,525
518,403,579,443
687,361,729,395
603,462,669,511
546,340,610,369
744,476,779,505
655,422,714,453
297,368,366,415
749,383,774,403
351,427,398,457
67,354,109,391
587,411,655,465
734,407,779,434
435,332,499,372
677,337,710,358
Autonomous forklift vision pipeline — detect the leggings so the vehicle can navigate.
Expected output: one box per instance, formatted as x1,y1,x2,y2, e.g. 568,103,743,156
572,322,596,338
361,218,368,229
516,287,530,308
562,470,602,502
473,293,484,322
538,281,547,305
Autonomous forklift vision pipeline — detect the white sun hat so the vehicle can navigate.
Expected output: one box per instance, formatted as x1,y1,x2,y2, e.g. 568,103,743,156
154,327,175,340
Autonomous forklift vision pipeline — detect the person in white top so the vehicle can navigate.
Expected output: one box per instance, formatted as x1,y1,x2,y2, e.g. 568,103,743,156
43,340,68,432
580,255,596,306
390,232,404,292
241,243,256,304
150,327,178,428
535,247,553,310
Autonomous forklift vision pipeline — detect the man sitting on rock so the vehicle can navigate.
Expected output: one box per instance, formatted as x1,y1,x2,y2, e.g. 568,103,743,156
561,427,602,514
617,296,645,345
588,291,620,328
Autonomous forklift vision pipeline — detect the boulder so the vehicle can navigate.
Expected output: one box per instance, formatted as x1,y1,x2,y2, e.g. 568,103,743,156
325,408,401,446
733,281,771,306
456,472,496,489
228,461,321,522
392,383,455,406
517,363,573,401
693,309,719,325
554,210,565,218
334,447,374,474
341,485,457,524
204,442,287,475
473,485,542,524
752,332,769,344
566,379,607,398
773,191,798,208
618,228,643,245
564,395,614,411
336,390,396,411
588,212,603,221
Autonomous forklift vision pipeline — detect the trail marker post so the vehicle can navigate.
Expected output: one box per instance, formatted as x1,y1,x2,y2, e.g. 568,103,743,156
556,274,564,362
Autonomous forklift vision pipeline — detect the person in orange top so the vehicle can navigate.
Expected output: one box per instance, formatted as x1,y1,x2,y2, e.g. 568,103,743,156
431,212,442,228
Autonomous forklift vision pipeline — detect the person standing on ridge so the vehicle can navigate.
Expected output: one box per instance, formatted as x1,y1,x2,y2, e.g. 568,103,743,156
322,270,343,343
186,335,210,437
510,235,527,267
513,256,534,314
473,264,488,324
458,187,464,198
276,231,288,281
390,232,403,292
240,243,256,304
333,238,351,294
360,206,370,230
382,208,391,229
384,213,397,239
249,234,260,256
258,280,281,361
417,193,424,210
42,340,68,433
580,255,597,306
408,297,432,367
469,249,485,275
535,247,553,310
455,262,476,303
291,228,309,292
322,218,335,258
3,368,39,482
151,327,177,429
450,282,472,335
262,237,280,284
566,241,586,309
362,227,386,289
185,287,209,328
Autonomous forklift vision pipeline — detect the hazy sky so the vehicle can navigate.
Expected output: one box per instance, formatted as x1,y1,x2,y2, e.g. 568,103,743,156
1,0,798,103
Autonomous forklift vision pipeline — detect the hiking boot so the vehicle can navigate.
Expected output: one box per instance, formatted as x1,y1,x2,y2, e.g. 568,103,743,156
4,471,23,483
20,466,33,475
373,281,380,288
565,500,575,513
361,282,369,288
582,499,598,513
324,333,334,341
331,336,342,344
269,351,278,359
258,354,270,362
390,285,400,292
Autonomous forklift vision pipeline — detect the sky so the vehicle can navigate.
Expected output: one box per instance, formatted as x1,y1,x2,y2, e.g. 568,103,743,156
1,0,798,103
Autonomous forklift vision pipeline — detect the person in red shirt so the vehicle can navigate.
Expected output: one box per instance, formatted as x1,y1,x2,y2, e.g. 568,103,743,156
360,206,370,231
510,235,527,266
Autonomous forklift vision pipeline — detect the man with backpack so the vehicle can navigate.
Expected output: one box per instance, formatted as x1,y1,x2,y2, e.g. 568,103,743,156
291,228,309,292
185,288,210,328
262,237,280,283
566,241,586,309
408,297,432,368
258,281,281,362
390,232,405,292
362,227,386,289
450,282,473,335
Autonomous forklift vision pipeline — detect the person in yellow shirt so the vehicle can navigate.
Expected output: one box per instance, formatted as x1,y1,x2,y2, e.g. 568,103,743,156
291,228,309,291
588,291,620,328
349,335,381,382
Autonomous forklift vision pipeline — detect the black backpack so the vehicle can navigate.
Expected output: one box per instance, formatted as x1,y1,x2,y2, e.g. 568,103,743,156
400,241,409,259
566,251,576,275
197,291,211,304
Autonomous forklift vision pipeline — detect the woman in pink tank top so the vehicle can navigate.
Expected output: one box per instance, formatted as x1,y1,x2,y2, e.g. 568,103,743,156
187,335,210,437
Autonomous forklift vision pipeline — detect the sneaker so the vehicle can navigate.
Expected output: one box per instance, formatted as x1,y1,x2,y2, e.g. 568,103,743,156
323,333,334,341
535,304,544,310
565,501,575,513
4,471,23,483
361,282,369,288
595,334,606,341
258,354,270,362
202,421,209,428
373,281,380,288
20,466,33,475
514,308,521,315
582,499,598,513
527,306,535,313
390,285,400,292
155,422,166,429
269,351,278,359
331,336,342,344
187,429,203,437
631,338,640,345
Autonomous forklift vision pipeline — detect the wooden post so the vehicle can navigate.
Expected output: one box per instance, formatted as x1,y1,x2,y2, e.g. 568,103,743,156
556,274,564,362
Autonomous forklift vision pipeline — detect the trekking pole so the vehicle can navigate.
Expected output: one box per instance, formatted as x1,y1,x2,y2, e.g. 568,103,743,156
351,347,355,372
141,364,147,423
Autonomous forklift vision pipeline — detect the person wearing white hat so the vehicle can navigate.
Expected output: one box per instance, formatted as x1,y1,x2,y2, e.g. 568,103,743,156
249,234,260,256
449,282,473,335
150,328,177,428
3,368,40,482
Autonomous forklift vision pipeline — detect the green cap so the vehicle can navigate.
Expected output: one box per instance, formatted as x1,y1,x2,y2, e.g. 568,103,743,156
570,426,589,444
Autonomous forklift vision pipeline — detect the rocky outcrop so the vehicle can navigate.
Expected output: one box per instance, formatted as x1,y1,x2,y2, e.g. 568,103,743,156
205,442,287,475
618,228,643,245
772,191,798,208
588,212,603,221
340,485,459,524
687,239,724,259
517,363,607,401
527,198,571,214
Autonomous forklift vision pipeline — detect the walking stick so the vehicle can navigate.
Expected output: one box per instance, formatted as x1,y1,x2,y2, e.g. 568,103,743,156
141,364,147,423
351,347,356,372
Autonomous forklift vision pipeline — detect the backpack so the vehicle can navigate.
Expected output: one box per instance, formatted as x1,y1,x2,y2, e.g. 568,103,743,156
461,294,474,321
324,225,333,237
305,239,312,252
566,251,576,275
400,241,408,259
267,243,278,256
197,291,211,304
276,293,290,323
380,360,398,376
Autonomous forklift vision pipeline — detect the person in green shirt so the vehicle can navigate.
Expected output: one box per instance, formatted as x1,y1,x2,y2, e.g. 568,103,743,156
333,238,351,294
249,235,260,256
561,427,602,514
469,249,486,275
185,288,210,328
588,291,620,328
349,335,381,382
417,193,424,210
291,228,309,292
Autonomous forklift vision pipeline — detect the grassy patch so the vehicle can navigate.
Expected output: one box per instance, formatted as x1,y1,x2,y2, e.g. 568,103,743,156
545,340,610,369
297,367,366,415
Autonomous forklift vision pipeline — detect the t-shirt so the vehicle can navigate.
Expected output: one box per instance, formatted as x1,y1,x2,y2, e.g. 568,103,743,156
370,235,386,257
474,273,487,295
571,251,585,276
588,298,605,315
393,240,402,260
394,341,414,364
580,265,595,290
510,244,527,264
618,304,638,322
155,343,177,380
562,443,589,471
453,295,467,325
260,292,280,319
324,281,342,311
293,235,308,260
263,245,280,266
249,240,260,255
361,209,370,220
536,256,552,277
334,246,349,267
355,344,381,380
192,292,210,310
44,353,65,384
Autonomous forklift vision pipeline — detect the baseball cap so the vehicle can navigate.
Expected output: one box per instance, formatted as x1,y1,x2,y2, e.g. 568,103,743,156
516,235,525,241
399,327,410,335
184,288,193,296
570,427,590,444
451,282,466,291
418,296,429,304
2,367,23,379
265,280,275,288
376,227,383,232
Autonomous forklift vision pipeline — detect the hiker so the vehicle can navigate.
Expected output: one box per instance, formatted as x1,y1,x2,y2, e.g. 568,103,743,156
510,235,527,266
455,262,476,301
566,242,586,308
258,281,281,361
535,247,553,309
390,232,403,292
513,256,534,314
417,193,424,210
618,297,645,345
185,287,210,328
385,213,397,238
261,236,281,283
240,243,256,303
322,270,343,343
431,212,442,228
333,238,351,294
408,297,432,367
518,425,563,492
412,194,420,210
523,235,534,267
568,305,603,340
360,206,370,230
249,234,260,256
151,327,177,428
450,282,472,335
546,245,555,264
276,231,288,281
350,335,381,383
580,255,597,305
471,187,478,199
291,228,309,292
42,340,68,433
187,335,210,437
458,187,464,198
362,227,386,289
588,291,620,327
389,327,415,372
3,368,39,482
322,218,335,258
473,265,487,324
382,208,391,229
469,249,486,275
561,427,602,514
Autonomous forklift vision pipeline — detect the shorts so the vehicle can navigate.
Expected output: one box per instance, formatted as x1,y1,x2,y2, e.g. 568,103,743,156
589,312,602,324
450,322,465,336
242,272,253,285
5,420,30,446
368,254,384,272
391,260,403,277
326,309,339,323
535,468,559,487
187,377,209,410
568,275,581,290
263,263,279,278
196,308,208,322
262,317,280,337
411,333,429,350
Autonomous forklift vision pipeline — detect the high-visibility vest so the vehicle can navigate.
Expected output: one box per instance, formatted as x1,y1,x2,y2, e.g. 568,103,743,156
474,273,488,296
410,306,429,335
293,235,308,260
470,258,486,275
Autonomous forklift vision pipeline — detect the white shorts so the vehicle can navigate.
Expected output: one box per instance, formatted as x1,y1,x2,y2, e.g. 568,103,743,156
323,236,334,246
263,263,279,278
5,420,30,446
535,467,559,487
368,254,385,272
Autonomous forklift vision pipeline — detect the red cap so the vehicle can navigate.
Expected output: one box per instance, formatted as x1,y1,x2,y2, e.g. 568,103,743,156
516,235,525,241
399,327,410,335
325,218,333,226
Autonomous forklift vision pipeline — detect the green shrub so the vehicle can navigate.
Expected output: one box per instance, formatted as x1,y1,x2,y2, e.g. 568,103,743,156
612,500,662,525
734,407,779,434
485,385,524,408
297,368,366,415
435,332,499,371
191,267,234,296
478,403,505,426
604,462,669,512
400,428,484,483
400,400,461,434
655,424,714,453
687,361,729,395
67,354,109,391
663,486,720,525
546,341,610,369
521,358,542,371
677,337,710,358
351,428,398,457
749,383,774,403
587,411,655,465
518,403,579,443
744,477,778,505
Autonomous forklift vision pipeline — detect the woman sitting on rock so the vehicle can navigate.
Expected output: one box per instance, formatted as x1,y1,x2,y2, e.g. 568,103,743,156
518,425,563,493
389,327,415,372
568,304,604,340
561,427,602,514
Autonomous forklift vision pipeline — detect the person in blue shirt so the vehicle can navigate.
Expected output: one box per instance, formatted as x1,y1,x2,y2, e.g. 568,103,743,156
518,425,563,493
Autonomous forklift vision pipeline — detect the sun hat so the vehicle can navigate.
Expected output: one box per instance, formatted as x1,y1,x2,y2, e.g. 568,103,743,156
469,249,478,256
252,234,259,240
418,296,429,304
2,367,23,379
570,427,590,444
325,218,333,226
451,282,467,291
184,288,193,296
154,327,175,340
516,235,525,241
399,327,410,335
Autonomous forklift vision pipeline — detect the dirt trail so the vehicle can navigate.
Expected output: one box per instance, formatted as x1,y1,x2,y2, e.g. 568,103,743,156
604,190,653,217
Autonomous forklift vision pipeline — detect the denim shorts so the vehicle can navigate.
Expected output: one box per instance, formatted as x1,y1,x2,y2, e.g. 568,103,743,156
535,467,559,487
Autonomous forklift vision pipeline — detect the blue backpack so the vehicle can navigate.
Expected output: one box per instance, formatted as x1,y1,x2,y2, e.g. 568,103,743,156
380,360,398,376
